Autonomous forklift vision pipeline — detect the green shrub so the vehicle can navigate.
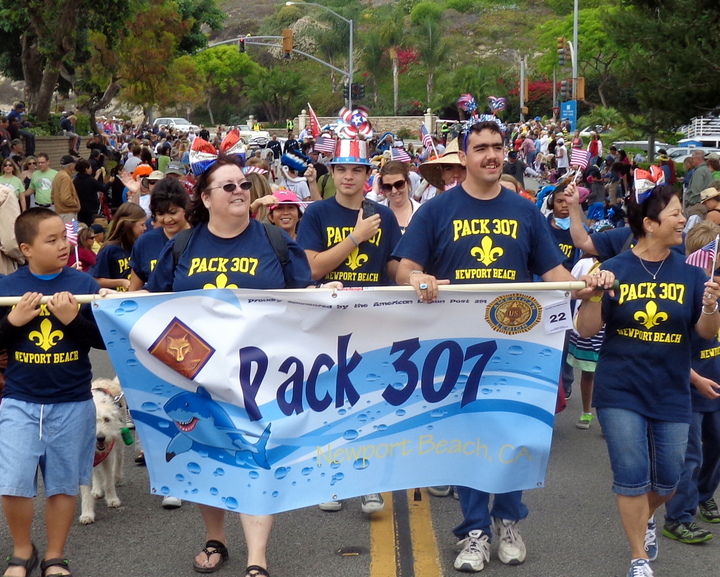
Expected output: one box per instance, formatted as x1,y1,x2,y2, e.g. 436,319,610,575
446,0,475,13
410,1,444,24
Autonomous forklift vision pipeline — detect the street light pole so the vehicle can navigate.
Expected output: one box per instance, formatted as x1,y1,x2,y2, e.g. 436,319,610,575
286,1,354,109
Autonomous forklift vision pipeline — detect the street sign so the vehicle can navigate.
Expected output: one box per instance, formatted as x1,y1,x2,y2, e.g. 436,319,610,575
560,100,577,131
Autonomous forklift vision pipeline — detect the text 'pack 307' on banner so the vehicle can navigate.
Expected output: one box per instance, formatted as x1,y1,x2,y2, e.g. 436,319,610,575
92,287,570,515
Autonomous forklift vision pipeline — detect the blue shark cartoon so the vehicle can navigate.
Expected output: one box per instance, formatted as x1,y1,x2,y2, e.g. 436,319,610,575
164,386,271,469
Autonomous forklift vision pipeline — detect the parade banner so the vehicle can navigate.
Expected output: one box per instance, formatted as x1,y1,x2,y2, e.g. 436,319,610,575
93,287,572,515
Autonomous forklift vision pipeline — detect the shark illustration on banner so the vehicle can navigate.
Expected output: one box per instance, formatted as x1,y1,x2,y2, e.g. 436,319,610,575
92,287,570,516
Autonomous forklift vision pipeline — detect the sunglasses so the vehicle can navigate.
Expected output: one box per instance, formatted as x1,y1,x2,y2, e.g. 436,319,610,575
380,180,407,193
208,181,253,193
26,162,36,165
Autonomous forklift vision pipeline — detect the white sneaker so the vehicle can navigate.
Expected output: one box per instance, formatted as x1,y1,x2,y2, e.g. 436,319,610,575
454,530,490,572
318,501,343,511
627,558,654,577
493,518,526,565
162,496,182,509
360,493,384,514
427,486,452,497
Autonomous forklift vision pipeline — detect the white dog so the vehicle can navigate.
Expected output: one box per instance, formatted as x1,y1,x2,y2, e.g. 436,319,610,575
79,377,127,525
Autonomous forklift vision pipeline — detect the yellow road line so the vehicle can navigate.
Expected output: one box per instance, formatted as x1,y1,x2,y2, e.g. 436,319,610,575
407,489,443,577
370,492,396,577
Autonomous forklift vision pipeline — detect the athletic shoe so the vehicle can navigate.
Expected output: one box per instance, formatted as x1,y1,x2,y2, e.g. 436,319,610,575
662,521,713,543
161,496,182,509
318,501,343,512
453,487,459,499
627,558,654,577
576,413,594,429
126,409,135,430
492,518,526,565
360,493,384,514
564,388,572,401
453,530,490,572
427,486,452,497
699,498,720,523
645,517,658,561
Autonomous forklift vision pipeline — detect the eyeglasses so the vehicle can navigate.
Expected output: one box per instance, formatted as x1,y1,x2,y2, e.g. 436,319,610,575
208,181,253,193
26,162,36,166
380,180,407,193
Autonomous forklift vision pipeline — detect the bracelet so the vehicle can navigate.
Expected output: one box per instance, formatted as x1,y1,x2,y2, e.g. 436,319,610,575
410,270,424,276
702,302,719,315
589,295,603,303
348,233,359,247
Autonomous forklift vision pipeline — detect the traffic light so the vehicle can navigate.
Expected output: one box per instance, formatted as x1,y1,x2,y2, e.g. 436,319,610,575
282,29,293,58
358,84,365,99
238,37,245,53
576,76,586,101
351,83,360,99
559,79,570,101
557,37,567,67
343,84,349,99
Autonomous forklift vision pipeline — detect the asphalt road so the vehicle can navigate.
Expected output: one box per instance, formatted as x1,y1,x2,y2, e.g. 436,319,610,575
0,348,717,577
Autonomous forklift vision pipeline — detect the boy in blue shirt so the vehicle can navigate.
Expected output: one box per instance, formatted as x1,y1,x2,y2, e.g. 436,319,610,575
0,208,105,577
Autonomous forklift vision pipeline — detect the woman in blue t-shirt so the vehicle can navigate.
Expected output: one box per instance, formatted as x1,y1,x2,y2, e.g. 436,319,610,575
577,185,720,577
146,156,314,577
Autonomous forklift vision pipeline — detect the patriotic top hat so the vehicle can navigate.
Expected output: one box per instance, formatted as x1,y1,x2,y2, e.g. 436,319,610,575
330,139,372,166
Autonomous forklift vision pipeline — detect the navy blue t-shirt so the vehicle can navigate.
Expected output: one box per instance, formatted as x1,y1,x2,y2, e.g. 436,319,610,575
547,215,579,272
296,196,402,287
593,250,706,422
129,227,170,285
146,220,312,292
0,267,102,403
393,186,566,282
593,227,685,261
690,330,720,413
92,243,131,286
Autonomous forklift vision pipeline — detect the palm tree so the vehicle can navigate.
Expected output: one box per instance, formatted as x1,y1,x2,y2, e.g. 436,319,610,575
413,19,448,107
380,9,404,115
359,31,385,105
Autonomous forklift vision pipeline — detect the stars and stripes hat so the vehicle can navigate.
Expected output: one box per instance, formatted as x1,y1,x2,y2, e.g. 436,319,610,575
330,139,372,166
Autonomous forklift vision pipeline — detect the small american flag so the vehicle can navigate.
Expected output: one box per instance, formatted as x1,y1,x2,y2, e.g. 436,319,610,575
421,124,434,150
65,220,79,245
570,148,589,169
686,237,718,269
314,136,337,154
391,147,412,163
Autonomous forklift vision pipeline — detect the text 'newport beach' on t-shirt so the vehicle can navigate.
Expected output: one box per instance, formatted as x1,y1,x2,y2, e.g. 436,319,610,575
0,267,101,403
393,186,566,283
146,220,312,293
690,329,720,413
593,250,705,422
296,196,402,287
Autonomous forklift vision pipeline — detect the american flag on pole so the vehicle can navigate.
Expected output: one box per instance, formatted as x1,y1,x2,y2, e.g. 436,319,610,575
686,236,719,269
314,136,337,154
307,102,321,138
570,148,589,169
421,124,434,150
391,147,412,163
65,220,79,245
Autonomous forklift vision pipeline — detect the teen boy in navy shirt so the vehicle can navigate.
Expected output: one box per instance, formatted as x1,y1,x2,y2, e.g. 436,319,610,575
0,208,105,577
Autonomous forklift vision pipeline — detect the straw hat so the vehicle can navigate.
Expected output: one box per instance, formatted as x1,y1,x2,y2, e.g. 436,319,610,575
418,138,464,189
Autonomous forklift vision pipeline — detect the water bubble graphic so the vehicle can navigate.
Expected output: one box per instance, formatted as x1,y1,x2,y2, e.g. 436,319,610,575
390,382,405,390
175,474,185,482
481,388,493,395
426,425,434,431
119,337,127,344
213,468,225,477
330,472,345,486
430,409,445,418
343,429,359,440
106,341,114,347
539,348,553,357
224,497,239,510
152,386,164,393
498,378,508,385
126,359,138,367
302,467,314,476
338,409,347,416
381,361,390,367
353,458,370,470
158,421,170,429
366,374,381,382
141,402,160,412
457,374,468,385
192,489,199,494
395,409,406,417
119,300,138,312
272,491,279,498
491,356,502,363
375,424,387,431
508,346,524,355
187,462,202,474
330,461,341,469
249,471,260,479
109,329,118,335
531,366,543,374
160,486,170,495
357,414,368,423
198,449,209,458
274,467,290,480
210,487,219,496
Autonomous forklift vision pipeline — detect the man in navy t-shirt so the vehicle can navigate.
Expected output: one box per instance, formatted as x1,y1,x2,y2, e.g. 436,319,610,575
394,120,608,573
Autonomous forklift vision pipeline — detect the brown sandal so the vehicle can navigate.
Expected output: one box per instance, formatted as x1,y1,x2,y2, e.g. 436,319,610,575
245,566,269,577
3,544,39,577
192,540,229,574
40,558,71,577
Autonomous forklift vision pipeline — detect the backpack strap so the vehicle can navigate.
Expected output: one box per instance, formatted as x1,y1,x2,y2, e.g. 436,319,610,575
171,227,195,267
619,229,635,254
261,221,291,286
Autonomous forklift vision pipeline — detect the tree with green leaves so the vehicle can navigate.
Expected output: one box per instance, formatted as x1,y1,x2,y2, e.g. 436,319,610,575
379,8,406,115
411,17,449,106
244,67,306,124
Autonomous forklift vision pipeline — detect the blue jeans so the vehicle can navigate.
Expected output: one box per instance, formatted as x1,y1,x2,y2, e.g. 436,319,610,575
598,408,689,497
665,409,720,523
453,487,528,540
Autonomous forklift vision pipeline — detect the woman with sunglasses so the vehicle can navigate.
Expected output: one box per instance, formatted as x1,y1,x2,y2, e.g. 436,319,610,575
375,161,420,234
576,184,720,577
19,156,37,190
146,156,313,577
0,159,23,199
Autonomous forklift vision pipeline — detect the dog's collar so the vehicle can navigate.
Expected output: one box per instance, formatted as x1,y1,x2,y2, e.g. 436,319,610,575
94,440,116,467
95,387,124,406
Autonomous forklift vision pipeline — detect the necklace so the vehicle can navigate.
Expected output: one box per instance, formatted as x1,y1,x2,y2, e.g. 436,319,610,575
638,254,668,280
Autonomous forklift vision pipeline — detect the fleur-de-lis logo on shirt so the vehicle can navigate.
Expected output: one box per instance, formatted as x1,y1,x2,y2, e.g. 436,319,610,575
471,236,504,266
346,246,369,271
29,318,64,351
634,300,668,330
203,273,238,289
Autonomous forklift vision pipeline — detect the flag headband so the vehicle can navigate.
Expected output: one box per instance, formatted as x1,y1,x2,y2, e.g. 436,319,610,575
634,166,665,205
189,129,247,177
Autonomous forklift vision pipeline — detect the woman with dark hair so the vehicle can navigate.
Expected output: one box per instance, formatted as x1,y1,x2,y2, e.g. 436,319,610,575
74,158,114,226
376,160,420,233
128,178,190,291
67,225,97,272
91,202,147,290
146,156,315,577
577,185,720,577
